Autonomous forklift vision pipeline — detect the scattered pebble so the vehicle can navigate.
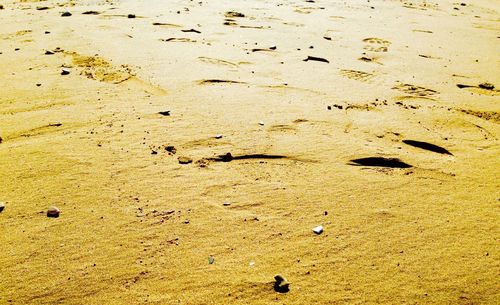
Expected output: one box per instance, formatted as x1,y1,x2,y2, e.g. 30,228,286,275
223,201,231,206
61,11,72,17
258,121,265,126
178,156,193,164
215,134,223,139
61,68,71,75
47,206,60,218
313,225,324,234
158,111,170,116
127,14,136,19
274,274,290,293
269,45,277,50
0,202,5,213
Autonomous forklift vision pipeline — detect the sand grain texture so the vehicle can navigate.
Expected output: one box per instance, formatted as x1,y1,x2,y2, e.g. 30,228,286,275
0,0,499,304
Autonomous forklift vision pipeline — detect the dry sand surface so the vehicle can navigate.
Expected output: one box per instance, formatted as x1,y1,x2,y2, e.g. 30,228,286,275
0,0,499,304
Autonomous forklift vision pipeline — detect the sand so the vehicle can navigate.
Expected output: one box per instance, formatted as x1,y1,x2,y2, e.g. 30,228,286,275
0,0,499,304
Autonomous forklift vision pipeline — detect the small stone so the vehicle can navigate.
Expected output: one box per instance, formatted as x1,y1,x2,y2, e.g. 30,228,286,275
215,134,223,139
223,201,231,206
165,146,176,154
0,136,3,143
158,111,170,116
61,11,72,17
312,225,324,234
61,68,71,75
208,255,215,264
258,121,265,126
127,14,136,18
274,274,290,293
178,156,192,164
47,206,60,218
45,50,54,55
0,202,5,213
269,45,277,50
220,152,233,162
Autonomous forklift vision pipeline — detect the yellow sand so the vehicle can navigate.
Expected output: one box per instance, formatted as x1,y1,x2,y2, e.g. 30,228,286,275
0,0,498,304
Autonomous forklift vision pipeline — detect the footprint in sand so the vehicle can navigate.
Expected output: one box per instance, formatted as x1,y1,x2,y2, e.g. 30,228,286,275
363,37,391,52
197,57,239,68
65,52,133,84
392,83,439,99
340,69,375,82
64,52,167,95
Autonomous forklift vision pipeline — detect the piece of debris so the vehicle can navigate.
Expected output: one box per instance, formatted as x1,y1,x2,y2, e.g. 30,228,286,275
44,50,54,55
127,14,136,18
61,11,72,17
214,134,223,139
0,136,3,143
158,111,170,116
223,201,231,206
47,206,60,218
61,68,71,75
0,202,5,213
208,255,215,264
303,56,329,63
269,45,277,50
274,274,290,293
258,121,265,126
178,156,193,164
312,225,324,234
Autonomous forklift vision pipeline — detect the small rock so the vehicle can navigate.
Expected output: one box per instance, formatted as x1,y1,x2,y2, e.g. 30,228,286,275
127,14,136,18
165,146,176,154
269,45,277,50
178,156,192,164
0,202,5,213
258,121,265,126
61,11,72,17
158,111,170,116
312,225,324,234
47,206,60,218
274,274,290,293
151,150,158,155
61,68,71,75
0,136,2,143
44,50,54,55
223,201,231,206
215,134,223,139
220,152,233,162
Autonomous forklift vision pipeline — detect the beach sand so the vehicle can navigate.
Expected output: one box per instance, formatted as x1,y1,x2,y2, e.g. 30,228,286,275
0,0,499,304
